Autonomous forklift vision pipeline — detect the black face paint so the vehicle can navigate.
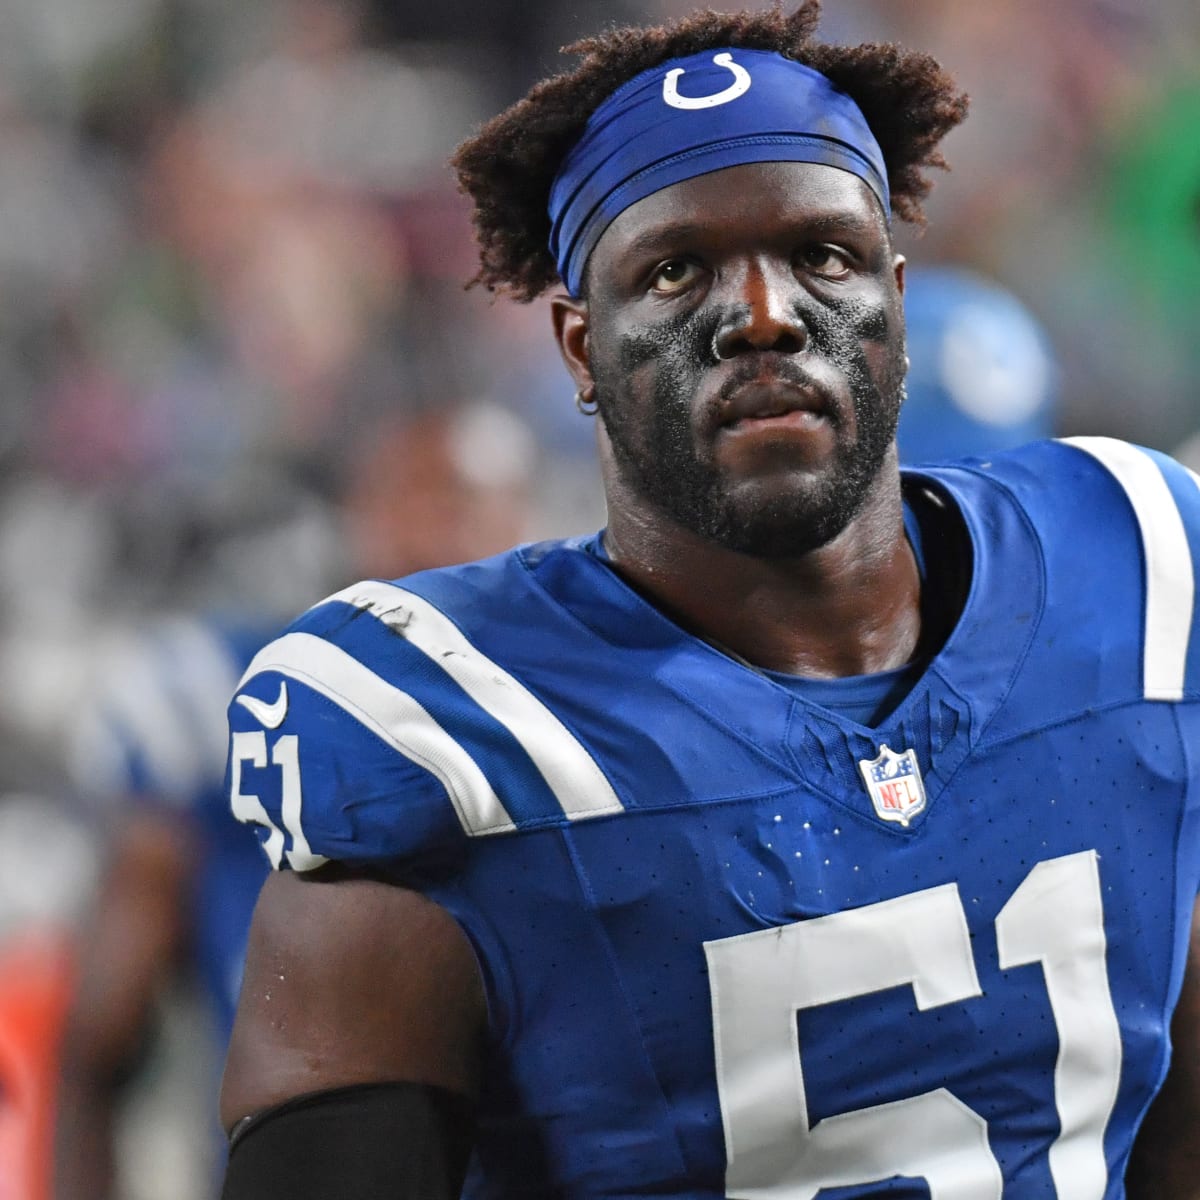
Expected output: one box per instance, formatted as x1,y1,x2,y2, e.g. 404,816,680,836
592,283,906,558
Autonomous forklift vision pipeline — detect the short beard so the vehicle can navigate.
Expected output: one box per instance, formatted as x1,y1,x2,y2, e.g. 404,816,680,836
595,358,905,559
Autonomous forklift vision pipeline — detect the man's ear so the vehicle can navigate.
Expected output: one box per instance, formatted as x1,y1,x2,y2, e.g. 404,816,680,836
893,254,906,296
551,294,594,396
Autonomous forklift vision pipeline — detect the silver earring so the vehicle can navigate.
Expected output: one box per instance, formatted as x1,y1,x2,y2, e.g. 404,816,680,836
575,387,598,416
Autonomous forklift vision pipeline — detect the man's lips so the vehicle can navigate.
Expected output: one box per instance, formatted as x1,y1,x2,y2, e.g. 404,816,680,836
715,379,830,431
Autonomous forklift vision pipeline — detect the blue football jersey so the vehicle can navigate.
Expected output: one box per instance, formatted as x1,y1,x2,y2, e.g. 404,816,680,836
228,437,1200,1199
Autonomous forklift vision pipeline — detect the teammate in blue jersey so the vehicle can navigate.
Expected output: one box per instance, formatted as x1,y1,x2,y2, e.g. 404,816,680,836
54,618,272,1199
218,5,1200,1198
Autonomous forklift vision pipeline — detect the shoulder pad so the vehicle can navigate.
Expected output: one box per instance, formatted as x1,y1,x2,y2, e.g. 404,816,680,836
227,574,620,871
1058,437,1200,701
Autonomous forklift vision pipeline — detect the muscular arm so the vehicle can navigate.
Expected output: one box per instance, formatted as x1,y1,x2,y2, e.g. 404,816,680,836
219,866,486,1196
1126,896,1200,1199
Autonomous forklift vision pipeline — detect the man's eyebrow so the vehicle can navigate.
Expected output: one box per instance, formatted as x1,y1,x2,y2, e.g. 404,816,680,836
619,209,884,259
797,209,884,238
620,222,710,258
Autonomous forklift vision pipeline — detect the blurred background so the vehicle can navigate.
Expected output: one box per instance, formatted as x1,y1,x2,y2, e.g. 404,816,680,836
0,0,1194,1196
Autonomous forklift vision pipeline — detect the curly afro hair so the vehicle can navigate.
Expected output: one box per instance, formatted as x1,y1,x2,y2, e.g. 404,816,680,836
452,2,968,300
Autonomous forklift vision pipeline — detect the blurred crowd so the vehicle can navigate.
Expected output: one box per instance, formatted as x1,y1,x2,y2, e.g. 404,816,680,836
0,0,1195,1196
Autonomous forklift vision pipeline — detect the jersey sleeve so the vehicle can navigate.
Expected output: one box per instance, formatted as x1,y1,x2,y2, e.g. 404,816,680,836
227,584,502,873
1058,437,1200,702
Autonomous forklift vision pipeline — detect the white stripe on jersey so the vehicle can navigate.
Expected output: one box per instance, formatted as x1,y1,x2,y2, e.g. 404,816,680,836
83,620,239,802
1060,437,1194,701
329,581,624,822
159,618,245,776
238,632,516,835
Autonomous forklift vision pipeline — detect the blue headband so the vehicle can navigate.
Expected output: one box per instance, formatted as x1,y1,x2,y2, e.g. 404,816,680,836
548,49,891,297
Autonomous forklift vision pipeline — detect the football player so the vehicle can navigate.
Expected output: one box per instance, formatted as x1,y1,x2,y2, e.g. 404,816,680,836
53,617,271,1200
53,403,536,1199
219,4,1200,1198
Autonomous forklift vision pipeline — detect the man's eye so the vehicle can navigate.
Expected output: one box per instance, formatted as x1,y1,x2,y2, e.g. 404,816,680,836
799,245,852,278
651,260,700,292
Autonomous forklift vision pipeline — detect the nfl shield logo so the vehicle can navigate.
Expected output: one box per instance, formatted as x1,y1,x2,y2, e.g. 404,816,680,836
858,744,927,827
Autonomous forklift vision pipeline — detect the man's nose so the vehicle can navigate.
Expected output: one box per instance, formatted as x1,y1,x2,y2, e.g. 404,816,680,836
711,262,808,360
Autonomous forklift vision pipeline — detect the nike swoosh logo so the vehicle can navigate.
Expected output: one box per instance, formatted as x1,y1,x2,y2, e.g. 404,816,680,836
236,681,289,729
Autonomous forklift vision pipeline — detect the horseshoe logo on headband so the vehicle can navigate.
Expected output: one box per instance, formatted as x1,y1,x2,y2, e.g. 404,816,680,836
663,53,752,110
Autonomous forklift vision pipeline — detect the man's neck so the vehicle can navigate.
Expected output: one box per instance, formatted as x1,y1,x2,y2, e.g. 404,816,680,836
601,479,922,679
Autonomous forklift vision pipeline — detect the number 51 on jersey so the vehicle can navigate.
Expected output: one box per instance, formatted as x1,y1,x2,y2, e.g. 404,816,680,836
705,851,1121,1199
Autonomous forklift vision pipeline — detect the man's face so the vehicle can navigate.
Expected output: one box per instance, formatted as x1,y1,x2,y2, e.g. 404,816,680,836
570,160,907,557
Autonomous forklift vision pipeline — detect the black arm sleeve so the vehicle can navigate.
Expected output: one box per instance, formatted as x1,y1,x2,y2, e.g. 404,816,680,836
221,1081,476,1200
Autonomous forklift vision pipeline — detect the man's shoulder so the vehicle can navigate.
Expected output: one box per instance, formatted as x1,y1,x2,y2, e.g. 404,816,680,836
250,536,595,659
923,437,1200,712
914,436,1200,523
909,438,1200,576
225,536,631,873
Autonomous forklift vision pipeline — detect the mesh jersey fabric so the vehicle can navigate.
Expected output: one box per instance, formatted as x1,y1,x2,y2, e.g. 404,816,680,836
227,438,1200,1198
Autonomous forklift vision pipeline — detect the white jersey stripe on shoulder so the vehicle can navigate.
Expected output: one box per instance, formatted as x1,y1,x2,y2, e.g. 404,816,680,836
238,632,515,836
1060,437,1194,701
329,581,624,821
